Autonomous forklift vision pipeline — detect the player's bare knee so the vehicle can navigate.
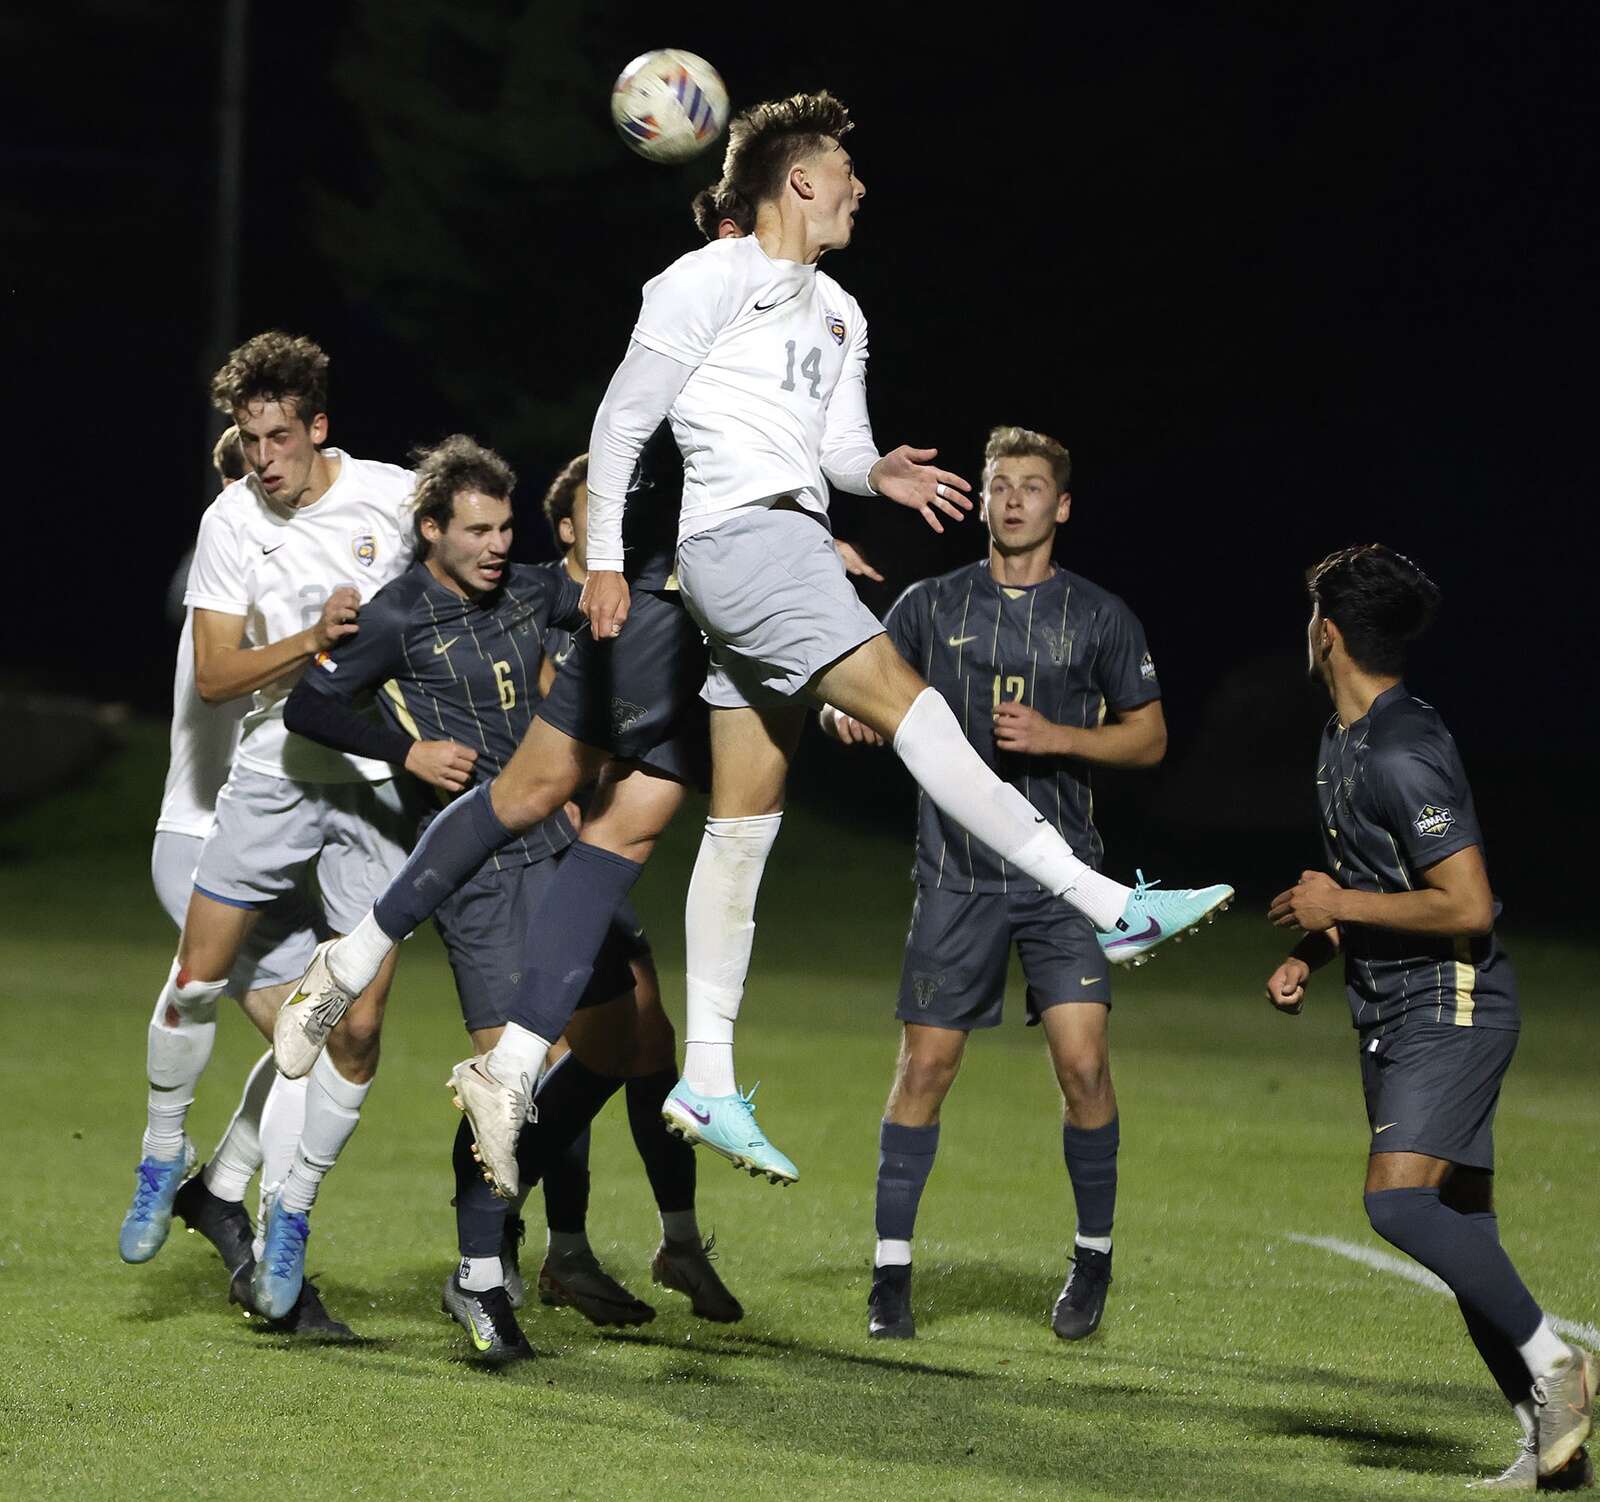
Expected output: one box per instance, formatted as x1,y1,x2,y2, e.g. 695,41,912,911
1058,1057,1111,1114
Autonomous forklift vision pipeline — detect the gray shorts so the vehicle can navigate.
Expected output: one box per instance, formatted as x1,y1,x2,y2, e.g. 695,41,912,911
898,885,1111,1030
675,506,885,709
193,764,411,936
152,831,321,995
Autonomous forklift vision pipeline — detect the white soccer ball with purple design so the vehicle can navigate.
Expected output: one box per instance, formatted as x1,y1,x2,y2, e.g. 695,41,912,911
610,49,729,164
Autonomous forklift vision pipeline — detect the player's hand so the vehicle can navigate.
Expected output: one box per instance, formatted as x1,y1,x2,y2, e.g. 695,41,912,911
404,739,478,793
312,586,361,651
834,538,884,582
869,446,973,534
1268,870,1344,931
1265,957,1310,1015
822,705,883,746
581,569,630,639
993,701,1065,756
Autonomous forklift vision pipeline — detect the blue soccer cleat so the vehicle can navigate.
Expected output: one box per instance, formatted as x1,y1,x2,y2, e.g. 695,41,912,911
118,1139,196,1264
661,1081,798,1186
1097,870,1234,968
253,1199,311,1319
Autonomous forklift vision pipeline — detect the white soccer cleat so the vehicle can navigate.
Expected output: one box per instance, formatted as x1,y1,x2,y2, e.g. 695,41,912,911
1536,1345,1597,1478
448,1056,530,1202
273,940,355,1079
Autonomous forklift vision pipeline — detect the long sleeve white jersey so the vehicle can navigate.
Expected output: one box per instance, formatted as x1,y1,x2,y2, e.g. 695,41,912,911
184,449,415,784
588,235,879,570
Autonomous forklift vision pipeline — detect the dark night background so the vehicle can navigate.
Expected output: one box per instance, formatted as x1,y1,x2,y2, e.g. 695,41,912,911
7,1,1595,909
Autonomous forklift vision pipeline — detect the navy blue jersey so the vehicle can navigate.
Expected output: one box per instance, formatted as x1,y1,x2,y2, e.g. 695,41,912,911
297,560,583,867
885,561,1159,893
1318,682,1518,1035
536,558,581,676
622,426,682,590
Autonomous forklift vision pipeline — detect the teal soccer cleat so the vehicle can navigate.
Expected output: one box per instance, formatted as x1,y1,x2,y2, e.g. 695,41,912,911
118,1139,196,1264
661,1081,798,1186
1097,871,1234,968
252,1200,311,1319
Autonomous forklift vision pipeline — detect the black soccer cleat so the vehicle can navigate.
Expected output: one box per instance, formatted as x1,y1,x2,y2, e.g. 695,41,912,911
441,1273,534,1364
172,1169,254,1275
501,1212,527,1310
867,1263,916,1340
1052,1246,1112,1340
229,1258,358,1340
538,1246,656,1327
651,1234,744,1324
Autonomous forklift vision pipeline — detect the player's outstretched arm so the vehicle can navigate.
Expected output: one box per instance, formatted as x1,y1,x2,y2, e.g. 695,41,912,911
192,587,359,704
868,447,973,534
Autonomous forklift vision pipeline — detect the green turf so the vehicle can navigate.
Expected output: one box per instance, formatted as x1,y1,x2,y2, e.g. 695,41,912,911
2,725,1596,1500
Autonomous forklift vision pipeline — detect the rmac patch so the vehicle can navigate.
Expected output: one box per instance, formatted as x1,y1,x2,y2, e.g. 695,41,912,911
1414,804,1454,838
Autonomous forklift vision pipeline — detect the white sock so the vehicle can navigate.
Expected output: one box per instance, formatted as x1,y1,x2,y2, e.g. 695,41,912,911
1514,1399,1536,1442
891,689,1131,930
459,1255,503,1292
682,814,783,1097
203,1050,275,1203
328,910,393,997
486,1021,553,1097
1519,1318,1570,1379
661,1209,700,1246
143,959,227,1159
875,1238,912,1268
254,1071,310,1254
547,1229,590,1257
277,1052,370,1214
1075,1233,1113,1255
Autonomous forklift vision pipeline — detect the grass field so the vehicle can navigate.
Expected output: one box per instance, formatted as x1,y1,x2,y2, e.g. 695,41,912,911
2,724,1597,1501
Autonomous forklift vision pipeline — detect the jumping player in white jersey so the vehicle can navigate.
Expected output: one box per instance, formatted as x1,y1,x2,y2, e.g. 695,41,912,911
117,332,417,1322
145,426,349,1334
570,93,1233,1183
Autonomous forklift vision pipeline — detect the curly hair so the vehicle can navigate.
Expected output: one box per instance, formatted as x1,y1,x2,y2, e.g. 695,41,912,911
1306,543,1442,674
408,434,516,559
722,90,854,209
211,425,246,484
542,452,588,545
209,331,330,424
690,181,755,241
982,425,1071,493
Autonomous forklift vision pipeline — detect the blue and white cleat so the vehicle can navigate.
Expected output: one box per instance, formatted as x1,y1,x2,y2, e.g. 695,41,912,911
118,1138,196,1263
662,1081,798,1186
252,1200,311,1319
1097,870,1234,968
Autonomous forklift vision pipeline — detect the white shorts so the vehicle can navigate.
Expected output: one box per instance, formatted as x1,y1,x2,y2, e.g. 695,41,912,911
193,765,411,936
152,831,321,996
675,506,884,709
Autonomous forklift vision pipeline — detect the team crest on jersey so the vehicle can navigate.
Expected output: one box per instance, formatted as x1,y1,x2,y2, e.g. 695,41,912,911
825,309,846,346
1414,804,1454,838
911,971,945,1009
1139,652,1157,682
351,532,377,568
1040,628,1075,666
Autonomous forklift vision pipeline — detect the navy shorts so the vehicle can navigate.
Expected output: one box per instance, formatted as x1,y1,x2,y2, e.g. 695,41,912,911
1358,1020,1518,1170
536,588,710,790
896,885,1111,1031
433,855,639,1033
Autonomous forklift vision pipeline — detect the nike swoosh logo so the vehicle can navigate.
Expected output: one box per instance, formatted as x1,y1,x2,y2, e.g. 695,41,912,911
262,543,285,556
753,292,797,313
948,635,977,647
1080,976,1103,987
1374,1122,1398,1133
433,637,459,655
1112,918,1162,944
674,1097,712,1125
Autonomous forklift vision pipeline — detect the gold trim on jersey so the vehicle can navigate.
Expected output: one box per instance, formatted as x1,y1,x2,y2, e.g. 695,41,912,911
1451,936,1476,1026
382,679,422,741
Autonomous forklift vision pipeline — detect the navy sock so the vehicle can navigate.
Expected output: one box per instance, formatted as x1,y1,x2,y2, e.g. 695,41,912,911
541,1126,591,1236
875,1121,940,1242
1063,1116,1119,1240
375,784,514,939
1456,1210,1535,1406
626,1068,697,1215
452,1116,507,1257
515,1053,625,1190
1365,1188,1544,1348
507,843,643,1038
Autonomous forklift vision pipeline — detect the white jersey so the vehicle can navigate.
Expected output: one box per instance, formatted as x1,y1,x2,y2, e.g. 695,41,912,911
631,235,871,541
185,449,415,784
155,607,247,838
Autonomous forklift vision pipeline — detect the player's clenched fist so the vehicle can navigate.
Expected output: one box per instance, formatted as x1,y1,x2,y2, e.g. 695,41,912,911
581,569,630,639
404,739,479,793
820,704,884,746
992,701,1063,756
1265,957,1310,1015
313,586,362,651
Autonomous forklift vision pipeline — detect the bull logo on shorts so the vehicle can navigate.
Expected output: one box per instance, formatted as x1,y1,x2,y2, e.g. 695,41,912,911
1414,804,1454,838
825,309,847,347
1040,628,1074,666
911,971,944,1009
351,532,377,567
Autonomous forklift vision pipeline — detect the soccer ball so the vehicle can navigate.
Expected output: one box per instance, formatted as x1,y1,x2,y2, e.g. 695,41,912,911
610,49,729,164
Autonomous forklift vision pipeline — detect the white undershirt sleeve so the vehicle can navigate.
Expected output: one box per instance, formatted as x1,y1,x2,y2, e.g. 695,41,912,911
819,319,879,497
585,342,697,572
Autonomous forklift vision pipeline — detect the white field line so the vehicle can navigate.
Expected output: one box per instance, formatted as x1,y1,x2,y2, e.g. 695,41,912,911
1287,1233,1600,1348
